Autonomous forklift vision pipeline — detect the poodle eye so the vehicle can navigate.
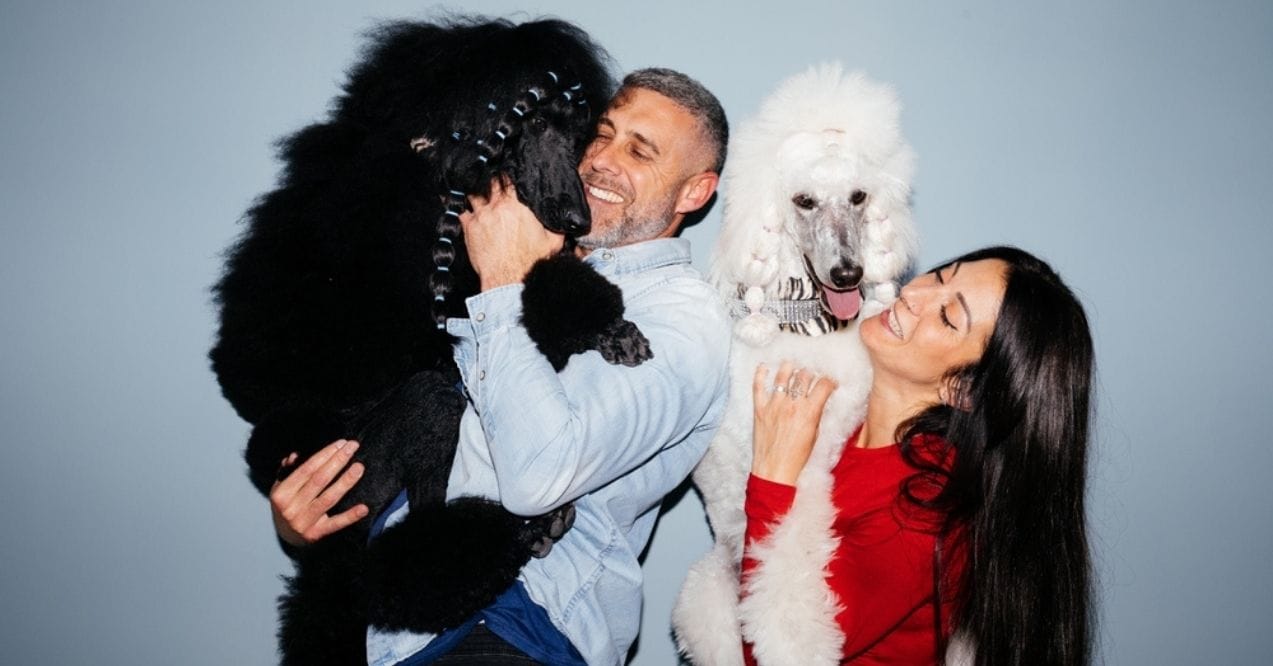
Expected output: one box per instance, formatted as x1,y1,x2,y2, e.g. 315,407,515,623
792,194,817,210
528,116,548,133
850,190,867,205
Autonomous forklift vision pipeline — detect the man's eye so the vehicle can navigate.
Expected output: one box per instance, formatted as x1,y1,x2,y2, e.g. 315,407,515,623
629,146,650,160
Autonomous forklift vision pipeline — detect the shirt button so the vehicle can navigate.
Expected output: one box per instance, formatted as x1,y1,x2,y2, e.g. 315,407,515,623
479,370,486,381
602,251,614,260
475,312,486,322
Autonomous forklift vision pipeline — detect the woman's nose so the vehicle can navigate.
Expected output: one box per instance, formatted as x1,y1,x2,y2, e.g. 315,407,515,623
898,283,933,312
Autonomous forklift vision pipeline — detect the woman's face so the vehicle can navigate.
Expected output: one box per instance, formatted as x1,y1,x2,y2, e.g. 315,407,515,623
862,258,1008,394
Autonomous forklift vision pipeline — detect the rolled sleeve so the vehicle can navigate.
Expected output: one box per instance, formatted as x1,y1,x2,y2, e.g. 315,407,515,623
463,280,727,516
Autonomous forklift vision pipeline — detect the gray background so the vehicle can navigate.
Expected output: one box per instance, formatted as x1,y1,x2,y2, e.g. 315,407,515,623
2,0,1270,663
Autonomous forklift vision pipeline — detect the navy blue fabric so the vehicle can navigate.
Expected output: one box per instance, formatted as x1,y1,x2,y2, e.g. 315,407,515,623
393,582,583,665
369,491,581,665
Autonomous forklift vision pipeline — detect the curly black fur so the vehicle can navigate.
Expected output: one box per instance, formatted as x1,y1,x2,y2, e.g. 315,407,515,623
208,16,649,664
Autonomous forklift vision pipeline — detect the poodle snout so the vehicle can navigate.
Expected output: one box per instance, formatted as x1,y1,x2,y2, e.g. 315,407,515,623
829,261,863,289
536,195,592,235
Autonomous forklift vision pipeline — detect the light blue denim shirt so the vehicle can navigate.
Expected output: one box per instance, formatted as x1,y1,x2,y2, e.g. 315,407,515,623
367,238,731,665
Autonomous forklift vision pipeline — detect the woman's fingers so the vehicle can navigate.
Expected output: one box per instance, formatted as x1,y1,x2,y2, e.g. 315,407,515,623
808,375,838,406
771,360,795,394
752,363,772,405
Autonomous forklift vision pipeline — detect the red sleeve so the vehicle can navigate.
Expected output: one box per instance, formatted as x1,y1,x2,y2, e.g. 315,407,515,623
741,474,797,666
741,474,796,577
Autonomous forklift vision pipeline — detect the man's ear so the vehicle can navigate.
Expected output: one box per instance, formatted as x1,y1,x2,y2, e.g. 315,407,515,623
674,171,719,215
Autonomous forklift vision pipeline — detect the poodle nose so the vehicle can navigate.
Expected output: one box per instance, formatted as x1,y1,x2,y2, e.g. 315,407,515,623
537,198,591,235
830,262,863,288
560,209,590,235
557,210,590,238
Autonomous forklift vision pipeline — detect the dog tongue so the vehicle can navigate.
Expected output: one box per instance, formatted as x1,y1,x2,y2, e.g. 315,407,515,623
824,288,862,321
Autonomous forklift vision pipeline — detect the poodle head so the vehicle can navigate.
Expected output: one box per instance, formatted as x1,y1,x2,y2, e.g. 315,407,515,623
712,64,917,323
335,17,616,235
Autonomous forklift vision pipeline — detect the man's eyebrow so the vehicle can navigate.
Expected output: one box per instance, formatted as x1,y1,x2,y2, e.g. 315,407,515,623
596,117,615,131
630,131,661,156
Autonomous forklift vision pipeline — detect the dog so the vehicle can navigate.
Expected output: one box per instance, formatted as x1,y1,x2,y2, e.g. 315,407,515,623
672,64,917,666
209,17,650,665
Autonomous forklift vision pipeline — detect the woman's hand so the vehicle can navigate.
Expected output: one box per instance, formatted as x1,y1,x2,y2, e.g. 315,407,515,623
270,439,369,547
751,361,837,485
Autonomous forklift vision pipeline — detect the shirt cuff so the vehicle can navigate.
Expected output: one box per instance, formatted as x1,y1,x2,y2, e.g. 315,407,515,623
463,283,524,333
745,474,796,526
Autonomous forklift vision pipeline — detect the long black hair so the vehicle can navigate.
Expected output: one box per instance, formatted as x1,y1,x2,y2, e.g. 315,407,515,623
897,245,1094,666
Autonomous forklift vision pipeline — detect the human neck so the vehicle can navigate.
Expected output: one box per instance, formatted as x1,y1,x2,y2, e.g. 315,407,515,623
858,376,938,449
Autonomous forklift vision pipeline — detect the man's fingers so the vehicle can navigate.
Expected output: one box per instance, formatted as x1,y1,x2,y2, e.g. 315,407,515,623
295,440,360,502
273,439,347,497
310,462,365,514
311,504,370,541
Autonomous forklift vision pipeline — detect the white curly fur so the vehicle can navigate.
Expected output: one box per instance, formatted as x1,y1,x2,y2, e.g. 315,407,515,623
672,64,918,665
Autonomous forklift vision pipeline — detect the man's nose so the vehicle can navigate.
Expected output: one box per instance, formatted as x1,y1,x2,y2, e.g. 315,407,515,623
583,142,619,175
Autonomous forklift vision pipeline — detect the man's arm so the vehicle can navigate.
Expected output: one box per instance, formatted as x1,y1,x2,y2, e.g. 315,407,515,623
457,185,728,515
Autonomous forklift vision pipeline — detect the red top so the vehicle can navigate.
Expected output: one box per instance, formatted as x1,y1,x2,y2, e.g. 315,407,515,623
742,430,961,665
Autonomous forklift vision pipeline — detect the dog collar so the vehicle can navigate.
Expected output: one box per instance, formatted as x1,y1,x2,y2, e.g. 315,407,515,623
727,296,826,324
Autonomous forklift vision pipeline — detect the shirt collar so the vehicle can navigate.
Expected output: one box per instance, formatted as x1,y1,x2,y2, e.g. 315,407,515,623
582,237,692,277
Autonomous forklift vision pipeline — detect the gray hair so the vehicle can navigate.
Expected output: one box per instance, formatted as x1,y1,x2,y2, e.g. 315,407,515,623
620,68,728,173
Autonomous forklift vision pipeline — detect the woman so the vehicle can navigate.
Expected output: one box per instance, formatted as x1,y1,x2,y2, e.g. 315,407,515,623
741,246,1093,665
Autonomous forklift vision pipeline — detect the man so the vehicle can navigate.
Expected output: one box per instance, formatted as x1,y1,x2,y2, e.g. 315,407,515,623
271,68,731,665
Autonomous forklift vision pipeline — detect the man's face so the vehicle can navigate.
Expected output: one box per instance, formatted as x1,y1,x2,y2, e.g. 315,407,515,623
576,87,708,249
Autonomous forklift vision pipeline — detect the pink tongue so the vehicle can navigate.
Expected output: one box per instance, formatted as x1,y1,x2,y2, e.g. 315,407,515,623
824,288,862,320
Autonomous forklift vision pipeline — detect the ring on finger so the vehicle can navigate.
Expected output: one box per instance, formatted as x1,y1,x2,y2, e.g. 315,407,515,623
773,385,787,394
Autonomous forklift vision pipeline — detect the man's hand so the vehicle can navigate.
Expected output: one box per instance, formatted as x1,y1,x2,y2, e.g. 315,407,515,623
270,439,369,547
460,178,565,291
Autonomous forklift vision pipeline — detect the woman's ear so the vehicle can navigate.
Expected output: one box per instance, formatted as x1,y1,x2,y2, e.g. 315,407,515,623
939,376,973,412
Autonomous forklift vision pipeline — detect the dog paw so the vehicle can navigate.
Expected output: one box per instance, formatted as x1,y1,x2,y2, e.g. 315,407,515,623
522,504,577,559
597,319,653,367
735,313,778,347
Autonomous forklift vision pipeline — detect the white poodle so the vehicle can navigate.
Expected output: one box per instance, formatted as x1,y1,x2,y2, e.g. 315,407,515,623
672,64,918,666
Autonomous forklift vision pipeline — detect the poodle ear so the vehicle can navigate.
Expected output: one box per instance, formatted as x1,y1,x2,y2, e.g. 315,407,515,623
708,150,784,291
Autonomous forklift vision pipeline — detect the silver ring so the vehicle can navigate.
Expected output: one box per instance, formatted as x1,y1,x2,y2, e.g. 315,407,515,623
773,385,787,394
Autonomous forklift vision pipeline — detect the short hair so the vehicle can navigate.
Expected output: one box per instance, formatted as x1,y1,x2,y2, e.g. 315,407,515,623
619,67,728,173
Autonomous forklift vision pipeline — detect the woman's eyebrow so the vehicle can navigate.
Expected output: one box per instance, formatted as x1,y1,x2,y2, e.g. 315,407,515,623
956,292,972,330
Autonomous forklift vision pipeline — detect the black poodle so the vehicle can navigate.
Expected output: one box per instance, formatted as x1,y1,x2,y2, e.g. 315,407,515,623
209,17,650,665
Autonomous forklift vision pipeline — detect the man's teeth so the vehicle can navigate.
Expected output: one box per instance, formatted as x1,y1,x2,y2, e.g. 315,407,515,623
588,185,623,203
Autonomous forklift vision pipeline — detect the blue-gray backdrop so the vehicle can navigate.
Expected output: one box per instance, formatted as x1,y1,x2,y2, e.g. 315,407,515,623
2,1,1270,663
